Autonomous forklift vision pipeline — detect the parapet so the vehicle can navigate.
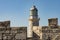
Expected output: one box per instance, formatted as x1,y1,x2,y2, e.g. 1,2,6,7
9,27,27,35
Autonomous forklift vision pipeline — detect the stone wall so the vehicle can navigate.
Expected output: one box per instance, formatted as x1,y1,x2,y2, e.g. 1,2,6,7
0,21,27,40
0,27,27,40
42,26,60,40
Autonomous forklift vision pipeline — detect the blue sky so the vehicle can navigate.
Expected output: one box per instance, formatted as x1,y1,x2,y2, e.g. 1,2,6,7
0,0,60,27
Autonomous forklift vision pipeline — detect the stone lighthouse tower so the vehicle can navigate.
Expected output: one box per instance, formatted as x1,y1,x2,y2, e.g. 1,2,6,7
28,5,40,37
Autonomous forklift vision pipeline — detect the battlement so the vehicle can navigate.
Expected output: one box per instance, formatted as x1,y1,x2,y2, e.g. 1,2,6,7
48,18,58,28
0,21,10,28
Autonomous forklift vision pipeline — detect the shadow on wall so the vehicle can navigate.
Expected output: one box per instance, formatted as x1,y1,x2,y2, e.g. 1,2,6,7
33,32,40,40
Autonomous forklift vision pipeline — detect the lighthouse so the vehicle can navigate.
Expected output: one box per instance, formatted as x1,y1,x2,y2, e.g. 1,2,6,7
28,5,40,37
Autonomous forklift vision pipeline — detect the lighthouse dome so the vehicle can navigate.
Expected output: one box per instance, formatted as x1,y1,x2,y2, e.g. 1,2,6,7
30,5,37,11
